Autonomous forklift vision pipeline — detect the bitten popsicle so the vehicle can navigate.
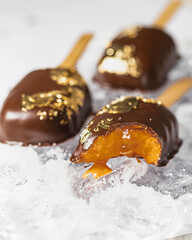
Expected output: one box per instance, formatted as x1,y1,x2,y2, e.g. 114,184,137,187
0,34,93,146
70,78,192,179
94,0,181,90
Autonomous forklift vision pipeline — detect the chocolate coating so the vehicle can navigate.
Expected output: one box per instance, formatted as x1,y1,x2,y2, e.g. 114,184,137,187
94,27,178,90
71,97,181,166
0,68,91,145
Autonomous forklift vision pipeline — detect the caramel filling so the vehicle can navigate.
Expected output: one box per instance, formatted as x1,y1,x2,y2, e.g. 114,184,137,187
80,125,162,179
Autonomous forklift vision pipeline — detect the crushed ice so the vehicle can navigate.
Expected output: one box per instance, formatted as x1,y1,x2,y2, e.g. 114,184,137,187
1,104,192,240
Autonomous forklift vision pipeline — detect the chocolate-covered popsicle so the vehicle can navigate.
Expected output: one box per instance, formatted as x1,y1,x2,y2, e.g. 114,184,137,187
94,0,182,90
0,34,92,145
94,26,178,90
70,96,181,178
0,68,91,145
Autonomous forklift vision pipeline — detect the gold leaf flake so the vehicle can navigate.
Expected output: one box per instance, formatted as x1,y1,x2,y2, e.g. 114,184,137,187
98,96,161,115
94,118,113,132
50,68,86,88
80,121,94,144
117,26,142,39
98,96,139,115
98,44,142,77
21,68,86,125
136,96,162,105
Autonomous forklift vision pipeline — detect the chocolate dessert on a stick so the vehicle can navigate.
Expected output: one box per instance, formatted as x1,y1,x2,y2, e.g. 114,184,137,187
71,78,192,179
0,34,93,145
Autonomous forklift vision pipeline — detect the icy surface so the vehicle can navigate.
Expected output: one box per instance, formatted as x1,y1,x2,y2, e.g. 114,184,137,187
0,144,190,240
0,101,192,240
1,96,192,240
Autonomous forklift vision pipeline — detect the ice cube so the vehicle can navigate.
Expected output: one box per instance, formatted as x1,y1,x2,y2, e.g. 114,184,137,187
69,157,148,201
134,156,192,198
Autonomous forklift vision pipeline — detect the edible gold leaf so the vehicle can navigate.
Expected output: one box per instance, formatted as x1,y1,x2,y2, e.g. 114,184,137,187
98,96,161,115
50,68,86,88
98,44,142,77
117,26,142,39
98,96,139,115
80,121,94,144
94,118,113,132
21,68,86,125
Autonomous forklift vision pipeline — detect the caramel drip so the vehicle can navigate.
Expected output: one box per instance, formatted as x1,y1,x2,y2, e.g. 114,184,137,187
79,124,161,179
82,163,112,179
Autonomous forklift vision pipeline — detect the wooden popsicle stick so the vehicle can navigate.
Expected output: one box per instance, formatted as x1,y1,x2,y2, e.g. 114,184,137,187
58,33,93,69
153,0,182,28
156,77,192,108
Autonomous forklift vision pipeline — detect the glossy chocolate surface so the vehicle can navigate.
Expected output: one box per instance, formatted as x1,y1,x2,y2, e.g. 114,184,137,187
94,27,178,90
71,97,181,166
0,68,91,145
